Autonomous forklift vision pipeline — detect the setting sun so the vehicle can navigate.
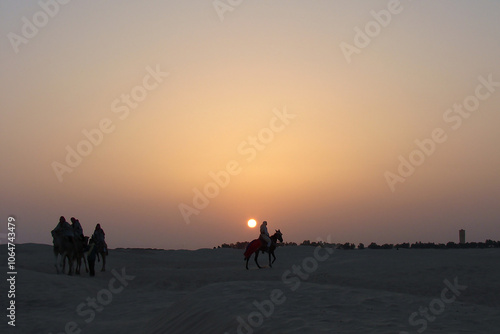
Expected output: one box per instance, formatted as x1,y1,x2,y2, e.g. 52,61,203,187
247,219,257,228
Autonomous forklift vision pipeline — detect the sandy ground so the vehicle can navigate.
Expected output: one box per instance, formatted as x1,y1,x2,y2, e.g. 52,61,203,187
1,243,499,334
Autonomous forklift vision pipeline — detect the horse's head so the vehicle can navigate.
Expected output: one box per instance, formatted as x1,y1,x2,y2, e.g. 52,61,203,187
274,229,283,243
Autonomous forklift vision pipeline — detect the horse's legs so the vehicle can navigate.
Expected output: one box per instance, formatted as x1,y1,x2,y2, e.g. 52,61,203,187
246,257,250,270
271,251,276,264
254,251,261,269
268,251,272,268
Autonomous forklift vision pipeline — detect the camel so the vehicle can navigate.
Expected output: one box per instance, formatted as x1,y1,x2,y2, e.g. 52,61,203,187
51,230,77,275
94,237,107,272
87,236,107,274
73,236,89,275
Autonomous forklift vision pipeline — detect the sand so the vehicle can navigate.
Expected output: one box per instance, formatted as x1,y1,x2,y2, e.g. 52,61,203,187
1,243,499,333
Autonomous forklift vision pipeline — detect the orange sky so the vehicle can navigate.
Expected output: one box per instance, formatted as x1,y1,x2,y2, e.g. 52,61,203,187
1,1,500,249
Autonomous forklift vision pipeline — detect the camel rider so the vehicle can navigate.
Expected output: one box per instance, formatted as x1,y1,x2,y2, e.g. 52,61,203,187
71,217,84,240
92,223,108,255
260,221,272,250
52,216,74,239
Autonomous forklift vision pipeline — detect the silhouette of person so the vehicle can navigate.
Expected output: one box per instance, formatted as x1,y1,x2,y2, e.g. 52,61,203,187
260,221,271,250
52,216,74,238
70,217,84,240
92,223,108,255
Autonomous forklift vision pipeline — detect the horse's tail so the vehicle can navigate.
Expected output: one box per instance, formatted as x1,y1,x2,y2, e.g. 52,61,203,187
244,239,262,259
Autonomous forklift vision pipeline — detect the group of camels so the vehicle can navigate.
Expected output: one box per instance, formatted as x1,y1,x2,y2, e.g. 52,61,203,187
51,218,107,276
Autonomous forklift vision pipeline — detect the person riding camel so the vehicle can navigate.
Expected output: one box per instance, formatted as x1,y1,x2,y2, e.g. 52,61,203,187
70,217,84,241
92,223,108,255
52,216,74,239
260,221,272,251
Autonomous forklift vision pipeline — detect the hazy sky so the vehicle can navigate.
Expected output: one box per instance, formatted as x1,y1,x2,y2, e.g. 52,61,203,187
1,0,499,249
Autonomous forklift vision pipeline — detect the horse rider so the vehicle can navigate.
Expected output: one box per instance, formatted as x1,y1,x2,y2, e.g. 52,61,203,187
260,221,272,251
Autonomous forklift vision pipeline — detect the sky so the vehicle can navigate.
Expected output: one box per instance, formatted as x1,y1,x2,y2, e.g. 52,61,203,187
1,0,499,249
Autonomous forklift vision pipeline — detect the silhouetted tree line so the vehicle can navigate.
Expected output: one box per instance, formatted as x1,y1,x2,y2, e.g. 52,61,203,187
215,241,298,249
300,240,333,247
366,240,500,249
216,239,500,250
217,241,249,249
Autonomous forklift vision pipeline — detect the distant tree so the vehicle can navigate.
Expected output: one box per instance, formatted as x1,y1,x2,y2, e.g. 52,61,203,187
485,240,500,248
216,241,249,249
278,242,295,247
235,241,249,249
446,241,457,249
217,238,500,251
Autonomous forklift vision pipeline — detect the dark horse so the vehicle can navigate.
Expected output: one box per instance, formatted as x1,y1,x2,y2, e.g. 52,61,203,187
244,230,283,270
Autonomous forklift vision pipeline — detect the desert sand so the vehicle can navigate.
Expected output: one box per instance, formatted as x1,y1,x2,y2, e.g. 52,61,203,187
1,243,499,334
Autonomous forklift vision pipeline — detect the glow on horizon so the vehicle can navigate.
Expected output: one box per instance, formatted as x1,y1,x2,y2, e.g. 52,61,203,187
1,1,499,249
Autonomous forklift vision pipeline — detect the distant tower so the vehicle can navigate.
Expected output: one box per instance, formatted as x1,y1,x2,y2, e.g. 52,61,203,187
459,229,465,244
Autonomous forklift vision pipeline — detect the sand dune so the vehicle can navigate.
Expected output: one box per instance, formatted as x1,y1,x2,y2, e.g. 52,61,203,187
1,244,499,333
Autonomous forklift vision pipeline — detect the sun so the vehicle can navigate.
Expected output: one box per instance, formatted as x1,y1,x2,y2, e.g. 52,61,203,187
247,219,257,228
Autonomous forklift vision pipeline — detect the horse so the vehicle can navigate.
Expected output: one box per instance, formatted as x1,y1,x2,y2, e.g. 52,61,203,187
244,230,283,270
51,231,77,275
